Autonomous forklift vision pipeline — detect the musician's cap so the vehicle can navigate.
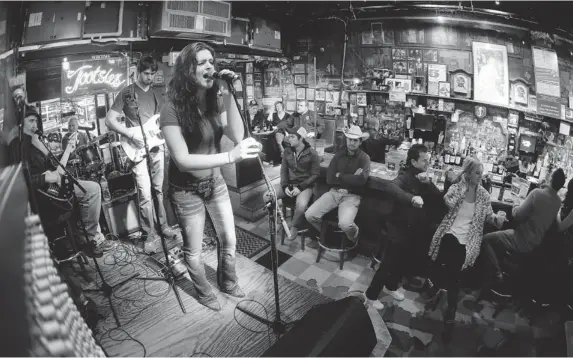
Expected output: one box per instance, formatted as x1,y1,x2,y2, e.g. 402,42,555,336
24,105,40,121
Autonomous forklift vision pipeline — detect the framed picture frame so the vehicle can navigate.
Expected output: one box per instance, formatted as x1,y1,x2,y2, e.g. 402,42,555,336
472,42,509,106
316,89,326,101
438,82,451,97
384,78,412,93
296,87,306,100
508,110,519,127
293,63,306,74
422,49,438,62
294,74,306,85
412,76,425,93
450,69,472,99
510,78,530,106
306,88,315,101
356,93,367,106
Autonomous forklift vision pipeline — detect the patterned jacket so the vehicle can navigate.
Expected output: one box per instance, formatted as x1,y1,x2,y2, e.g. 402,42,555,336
428,181,496,270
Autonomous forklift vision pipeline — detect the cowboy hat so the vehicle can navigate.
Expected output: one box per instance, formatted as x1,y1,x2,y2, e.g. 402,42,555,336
344,125,369,140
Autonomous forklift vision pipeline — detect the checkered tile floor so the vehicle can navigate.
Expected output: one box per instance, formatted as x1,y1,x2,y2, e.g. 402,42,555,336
234,211,566,356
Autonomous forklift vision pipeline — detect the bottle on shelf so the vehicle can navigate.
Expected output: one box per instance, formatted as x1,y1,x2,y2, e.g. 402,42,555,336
100,177,112,201
454,149,462,166
444,149,451,164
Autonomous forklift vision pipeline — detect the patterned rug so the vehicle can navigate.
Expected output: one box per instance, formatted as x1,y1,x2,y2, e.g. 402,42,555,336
202,217,270,259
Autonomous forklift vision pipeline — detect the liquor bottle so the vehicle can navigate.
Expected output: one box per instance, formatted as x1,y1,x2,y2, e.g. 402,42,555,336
100,177,112,201
444,149,451,164
455,149,461,166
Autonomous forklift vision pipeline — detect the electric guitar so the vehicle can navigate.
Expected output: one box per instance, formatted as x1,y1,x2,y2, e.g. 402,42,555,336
36,133,77,207
120,114,165,165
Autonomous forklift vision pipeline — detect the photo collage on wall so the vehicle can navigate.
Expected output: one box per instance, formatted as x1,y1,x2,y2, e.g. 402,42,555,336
391,48,438,78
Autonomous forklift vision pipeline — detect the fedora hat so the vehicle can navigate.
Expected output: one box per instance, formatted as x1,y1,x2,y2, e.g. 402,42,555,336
344,125,369,140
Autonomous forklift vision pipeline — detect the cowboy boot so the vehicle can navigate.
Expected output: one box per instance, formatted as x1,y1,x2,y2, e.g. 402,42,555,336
218,251,245,298
183,249,221,311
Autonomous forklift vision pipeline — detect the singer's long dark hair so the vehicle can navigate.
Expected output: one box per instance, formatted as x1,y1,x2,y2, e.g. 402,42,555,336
167,42,221,148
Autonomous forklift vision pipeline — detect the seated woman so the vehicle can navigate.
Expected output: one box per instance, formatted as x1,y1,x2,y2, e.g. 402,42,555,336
268,101,291,164
426,157,504,341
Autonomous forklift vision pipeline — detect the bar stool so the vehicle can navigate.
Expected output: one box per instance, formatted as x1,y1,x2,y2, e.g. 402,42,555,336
280,196,308,250
316,209,358,270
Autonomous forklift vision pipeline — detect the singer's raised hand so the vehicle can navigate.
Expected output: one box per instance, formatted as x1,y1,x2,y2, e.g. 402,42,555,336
229,137,262,162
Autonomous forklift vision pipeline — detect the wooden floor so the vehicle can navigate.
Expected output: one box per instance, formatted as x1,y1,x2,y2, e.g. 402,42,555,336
93,250,332,357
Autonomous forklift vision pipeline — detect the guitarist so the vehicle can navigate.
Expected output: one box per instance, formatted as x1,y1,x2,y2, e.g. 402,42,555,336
8,106,113,257
105,56,178,254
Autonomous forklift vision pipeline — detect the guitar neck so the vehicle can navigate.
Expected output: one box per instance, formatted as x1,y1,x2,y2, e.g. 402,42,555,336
56,148,73,175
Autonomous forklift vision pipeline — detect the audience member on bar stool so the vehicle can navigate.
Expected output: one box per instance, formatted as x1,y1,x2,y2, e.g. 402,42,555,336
426,157,505,341
363,144,442,309
264,126,320,241
481,167,565,297
305,125,370,248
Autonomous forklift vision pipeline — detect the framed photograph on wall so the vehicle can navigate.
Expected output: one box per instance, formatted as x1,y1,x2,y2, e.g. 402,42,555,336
510,79,530,106
472,42,509,106
306,88,315,101
316,89,326,101
293,63,306,74
438,82,451,97
356,93,367,106
296,87,306,100
294,74,306,85
422,49,438,62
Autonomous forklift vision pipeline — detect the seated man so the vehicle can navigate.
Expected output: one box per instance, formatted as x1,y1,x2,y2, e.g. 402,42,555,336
8,106,112,256
305,125,370,245
481,168,565,295
364,144,444,307
62,116,89,152
361,118,402,164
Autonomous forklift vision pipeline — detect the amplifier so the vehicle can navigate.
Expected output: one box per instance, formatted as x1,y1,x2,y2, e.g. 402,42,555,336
101,189,140,237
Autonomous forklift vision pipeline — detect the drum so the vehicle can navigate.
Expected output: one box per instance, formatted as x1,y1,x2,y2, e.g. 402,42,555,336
76,144,103,178
66,159,82,178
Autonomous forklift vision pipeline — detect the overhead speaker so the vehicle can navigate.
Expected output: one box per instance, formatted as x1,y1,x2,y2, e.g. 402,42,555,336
262,296,377,357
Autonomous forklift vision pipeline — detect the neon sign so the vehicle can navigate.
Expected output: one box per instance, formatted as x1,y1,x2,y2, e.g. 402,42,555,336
62,59,127,98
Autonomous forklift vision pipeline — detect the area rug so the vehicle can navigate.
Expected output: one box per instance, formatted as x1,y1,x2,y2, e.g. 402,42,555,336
202,217,270,259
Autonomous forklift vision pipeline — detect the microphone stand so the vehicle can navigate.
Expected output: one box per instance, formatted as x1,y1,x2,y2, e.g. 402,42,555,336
226,77,292,335
36,135,139,327
128,83,186,314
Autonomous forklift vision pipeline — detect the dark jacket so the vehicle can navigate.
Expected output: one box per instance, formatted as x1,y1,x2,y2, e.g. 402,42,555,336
250,110,266,129
280,141,320,191
386,166,445,244
361,135,402,164
8,134,57,189
326,147,370,195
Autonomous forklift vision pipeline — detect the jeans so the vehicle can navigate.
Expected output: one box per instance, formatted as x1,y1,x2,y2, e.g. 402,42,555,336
74,180,103,243
169,176,239,297
430,234,466,310
366,240,405,299
275,186,313,229
132,146,168,236
481,229,521,279
305,188,361,240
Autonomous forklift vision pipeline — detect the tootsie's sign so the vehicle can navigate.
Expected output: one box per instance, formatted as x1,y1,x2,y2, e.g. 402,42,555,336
61,58,127,98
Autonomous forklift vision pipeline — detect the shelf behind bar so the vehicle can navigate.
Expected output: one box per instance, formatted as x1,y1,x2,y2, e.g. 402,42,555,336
346,89,573,124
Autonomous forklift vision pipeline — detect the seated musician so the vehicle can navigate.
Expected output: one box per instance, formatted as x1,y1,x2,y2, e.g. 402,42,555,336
8,106,112,256
62,116,89,152
481,168,565,296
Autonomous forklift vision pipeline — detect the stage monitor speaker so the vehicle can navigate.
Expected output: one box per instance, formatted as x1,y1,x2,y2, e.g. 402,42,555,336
101,189,140,237
262,296,377,357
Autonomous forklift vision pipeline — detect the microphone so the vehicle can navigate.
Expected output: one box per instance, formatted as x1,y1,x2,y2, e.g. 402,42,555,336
206,71,240,82
34,129,45,139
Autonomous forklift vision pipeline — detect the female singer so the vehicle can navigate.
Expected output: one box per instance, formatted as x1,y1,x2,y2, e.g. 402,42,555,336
427,157,504,341
160,42,261,311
